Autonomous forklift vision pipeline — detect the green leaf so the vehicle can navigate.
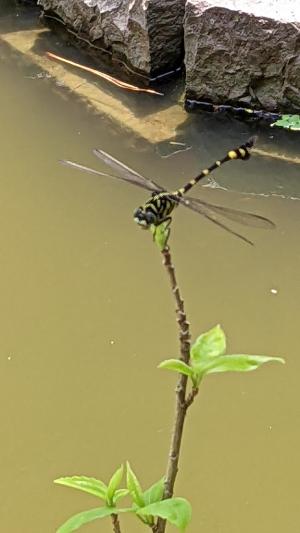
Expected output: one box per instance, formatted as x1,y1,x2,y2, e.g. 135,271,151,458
106,465,124,506
54,476,107,500
113,489,130,503
126,462,145,508
159,359,193,378
137,498,192,532
56,506,117,533
190,369,203,387
151,220,171,251
201,354,285,375
191,325,226,363
272,114,300,131
143,477,165,506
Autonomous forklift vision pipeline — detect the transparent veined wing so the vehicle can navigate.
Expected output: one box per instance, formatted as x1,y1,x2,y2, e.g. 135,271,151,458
60,160,118,180
179,196,274,245
93,149,164,193
60,151,164,194
185,197,275,229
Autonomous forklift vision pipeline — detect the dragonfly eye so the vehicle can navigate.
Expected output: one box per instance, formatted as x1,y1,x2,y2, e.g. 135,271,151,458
133,207,155,228
133,207,143,219
145,211,155,225
133,207,149,227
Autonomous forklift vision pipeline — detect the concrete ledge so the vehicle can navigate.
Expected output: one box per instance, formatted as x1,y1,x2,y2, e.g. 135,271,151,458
0,27,187,143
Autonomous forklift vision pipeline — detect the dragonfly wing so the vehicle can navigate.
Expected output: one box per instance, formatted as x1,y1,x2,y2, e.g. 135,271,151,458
183,196,275,229
93,149,164,193
60,159,118,180
60,158,159,193
179,196,254,245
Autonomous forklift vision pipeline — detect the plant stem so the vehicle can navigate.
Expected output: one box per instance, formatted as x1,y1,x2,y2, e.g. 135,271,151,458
162,246,191,367
156,245,195,533
111,514,122,533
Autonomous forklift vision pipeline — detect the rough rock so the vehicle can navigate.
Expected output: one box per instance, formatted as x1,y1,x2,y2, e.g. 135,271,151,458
185,0,300,112
37,0,185,77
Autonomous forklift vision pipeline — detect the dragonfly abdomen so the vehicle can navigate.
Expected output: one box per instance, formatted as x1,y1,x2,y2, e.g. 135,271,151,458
178,136,256,196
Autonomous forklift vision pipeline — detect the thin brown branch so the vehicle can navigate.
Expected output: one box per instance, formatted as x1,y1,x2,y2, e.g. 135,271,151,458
162,246,190,365
156,245,192,533
111,513,122,533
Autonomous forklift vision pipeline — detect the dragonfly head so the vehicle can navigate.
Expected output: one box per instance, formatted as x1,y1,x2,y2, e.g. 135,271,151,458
133,207,156,229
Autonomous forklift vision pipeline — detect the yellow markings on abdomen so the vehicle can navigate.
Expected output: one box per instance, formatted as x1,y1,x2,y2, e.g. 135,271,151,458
202,168,209,175
215,160,222,166
227,150,238,159
238,148,247,158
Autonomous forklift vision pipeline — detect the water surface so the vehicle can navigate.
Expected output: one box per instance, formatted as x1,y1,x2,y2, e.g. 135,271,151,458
0,4,299,533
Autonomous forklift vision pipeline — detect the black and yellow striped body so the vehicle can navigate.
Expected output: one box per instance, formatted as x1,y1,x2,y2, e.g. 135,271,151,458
133,137,255,228
133,191,178,228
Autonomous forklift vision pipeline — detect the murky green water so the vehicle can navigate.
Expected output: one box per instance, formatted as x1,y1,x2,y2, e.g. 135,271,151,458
1,4,299,533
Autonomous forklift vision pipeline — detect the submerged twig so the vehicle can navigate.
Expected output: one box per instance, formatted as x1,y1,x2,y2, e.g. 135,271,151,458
156,245,196,533
46,52,164,95
252,147,300,165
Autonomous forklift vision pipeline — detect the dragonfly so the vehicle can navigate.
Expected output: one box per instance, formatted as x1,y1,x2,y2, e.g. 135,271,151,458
61,137,275,246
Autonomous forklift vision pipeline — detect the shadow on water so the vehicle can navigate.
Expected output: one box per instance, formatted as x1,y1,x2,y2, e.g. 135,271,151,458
0,4,299,533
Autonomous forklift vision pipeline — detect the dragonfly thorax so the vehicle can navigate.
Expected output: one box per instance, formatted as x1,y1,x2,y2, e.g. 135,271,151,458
133,193,177,228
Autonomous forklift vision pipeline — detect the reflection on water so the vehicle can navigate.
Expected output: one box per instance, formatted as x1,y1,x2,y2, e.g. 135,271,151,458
0,4,299,533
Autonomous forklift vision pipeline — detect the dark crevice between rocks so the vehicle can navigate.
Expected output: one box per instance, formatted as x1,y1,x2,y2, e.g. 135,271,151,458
146,0,186,81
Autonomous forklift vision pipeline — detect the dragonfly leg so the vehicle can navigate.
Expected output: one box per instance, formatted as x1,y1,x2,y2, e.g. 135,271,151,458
151,217,172,242
162,217,172,229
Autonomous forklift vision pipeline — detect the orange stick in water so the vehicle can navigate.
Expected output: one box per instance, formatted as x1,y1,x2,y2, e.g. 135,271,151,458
46,51,164,96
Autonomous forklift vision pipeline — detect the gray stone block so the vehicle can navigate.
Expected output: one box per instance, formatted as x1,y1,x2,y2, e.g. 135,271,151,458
185,0,300,112
38,0,185,77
